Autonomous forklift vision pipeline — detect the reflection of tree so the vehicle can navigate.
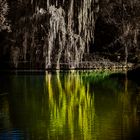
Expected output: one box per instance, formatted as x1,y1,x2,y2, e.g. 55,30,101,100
7,71,140,140
0,96,11,130
45,71,96,140
119,76,140,140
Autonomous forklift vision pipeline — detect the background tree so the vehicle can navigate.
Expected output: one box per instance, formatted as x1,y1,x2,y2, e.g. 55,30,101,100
94,0,140,63
0,0,11,32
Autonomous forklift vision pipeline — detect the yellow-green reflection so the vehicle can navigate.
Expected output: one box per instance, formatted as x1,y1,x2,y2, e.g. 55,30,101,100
45,71,95,139
0,71,140,140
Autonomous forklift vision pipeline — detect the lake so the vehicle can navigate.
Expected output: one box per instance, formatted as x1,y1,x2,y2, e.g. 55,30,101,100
0,71,140,140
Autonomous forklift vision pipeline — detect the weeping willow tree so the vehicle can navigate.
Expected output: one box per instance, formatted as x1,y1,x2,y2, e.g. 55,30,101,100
8,0,99,69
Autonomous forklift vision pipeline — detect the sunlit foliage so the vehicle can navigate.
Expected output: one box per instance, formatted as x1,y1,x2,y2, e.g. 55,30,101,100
0,0,11,32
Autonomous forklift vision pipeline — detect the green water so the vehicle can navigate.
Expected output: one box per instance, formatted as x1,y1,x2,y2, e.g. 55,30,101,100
0,71,140,140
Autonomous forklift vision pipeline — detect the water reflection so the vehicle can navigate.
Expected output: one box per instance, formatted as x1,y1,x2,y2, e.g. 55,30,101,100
0,71,140,140
45,72,95,140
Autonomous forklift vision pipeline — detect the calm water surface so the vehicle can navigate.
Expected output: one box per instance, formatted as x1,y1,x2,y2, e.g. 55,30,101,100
0,71,140,140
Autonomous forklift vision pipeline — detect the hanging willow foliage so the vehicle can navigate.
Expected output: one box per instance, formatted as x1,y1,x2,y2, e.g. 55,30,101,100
0,0,11,32
9,0,99,69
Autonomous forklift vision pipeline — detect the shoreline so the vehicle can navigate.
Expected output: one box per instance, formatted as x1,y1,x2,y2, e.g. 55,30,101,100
0,62,133,75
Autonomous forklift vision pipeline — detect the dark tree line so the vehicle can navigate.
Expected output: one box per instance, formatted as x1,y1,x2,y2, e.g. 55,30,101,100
94,0,140,63
1,0,140,69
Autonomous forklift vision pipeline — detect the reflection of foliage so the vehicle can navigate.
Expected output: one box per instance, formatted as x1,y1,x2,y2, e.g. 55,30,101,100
0,0,11,32
0,96,10,130
8,71,140,140
45,72,96,139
